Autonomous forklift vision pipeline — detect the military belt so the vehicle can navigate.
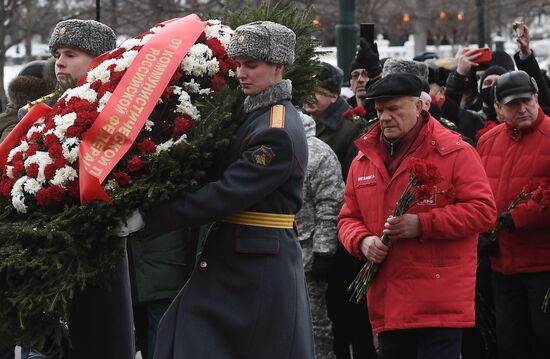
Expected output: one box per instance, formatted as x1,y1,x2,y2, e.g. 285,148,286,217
222,210,295,229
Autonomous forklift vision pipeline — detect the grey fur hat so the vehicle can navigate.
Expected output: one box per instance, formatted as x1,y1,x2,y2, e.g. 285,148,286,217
227,21,295,65
382,58,429,81
49,19,116,57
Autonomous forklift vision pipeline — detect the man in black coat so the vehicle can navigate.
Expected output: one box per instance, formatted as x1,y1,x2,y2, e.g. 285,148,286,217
147,21,315,359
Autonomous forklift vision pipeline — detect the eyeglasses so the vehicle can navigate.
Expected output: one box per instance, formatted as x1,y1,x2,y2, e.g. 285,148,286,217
350,70,368,80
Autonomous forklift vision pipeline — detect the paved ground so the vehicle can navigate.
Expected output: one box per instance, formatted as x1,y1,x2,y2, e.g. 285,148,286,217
13,347,143,359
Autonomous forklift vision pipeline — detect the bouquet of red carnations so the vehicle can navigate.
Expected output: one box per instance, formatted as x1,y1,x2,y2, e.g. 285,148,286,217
348,157,453,303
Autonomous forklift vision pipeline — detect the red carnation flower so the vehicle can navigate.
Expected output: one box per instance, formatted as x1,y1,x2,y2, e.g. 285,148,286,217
36,185,65,207
197,32,207,43
44,163,57,181
66,180,80,198
11,160,24,178
1,179,15,198
29,132,41,142
206,38,226,58
65,125,84,138
218,59,230,76
127,155,144,173
161,86,174,101
172,116,194,139
44,134,59,148
27,163,39,178
112,171,132,187
412,184,433,201
137,137,157,154
26,143,41,156
225,56,237,70
211,75,227,91
48,144,63,159
170,69,184,84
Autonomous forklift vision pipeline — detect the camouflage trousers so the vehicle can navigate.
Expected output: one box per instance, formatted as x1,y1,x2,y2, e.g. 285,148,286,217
306,273,336,359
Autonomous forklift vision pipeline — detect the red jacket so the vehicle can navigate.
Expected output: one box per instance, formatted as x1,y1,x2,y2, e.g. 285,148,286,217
338,116,496,334
477,108,550,274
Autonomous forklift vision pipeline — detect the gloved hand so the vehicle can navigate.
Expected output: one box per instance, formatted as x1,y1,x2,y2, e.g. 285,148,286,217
498,211,516,233
477,232,499,257
311,254,333,282
357,39,382,79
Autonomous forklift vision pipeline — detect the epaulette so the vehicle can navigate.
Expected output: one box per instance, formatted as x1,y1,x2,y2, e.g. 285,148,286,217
438,117,458,130
21,92,57,110
269,104,285,128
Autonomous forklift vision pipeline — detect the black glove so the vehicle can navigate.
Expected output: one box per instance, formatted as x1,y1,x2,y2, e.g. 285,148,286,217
478,232,499,257
357,39,382,78
311,254,333,282
498,211,516,233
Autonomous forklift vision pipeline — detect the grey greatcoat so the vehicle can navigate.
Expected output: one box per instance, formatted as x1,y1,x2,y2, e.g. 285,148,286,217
147,80,315,359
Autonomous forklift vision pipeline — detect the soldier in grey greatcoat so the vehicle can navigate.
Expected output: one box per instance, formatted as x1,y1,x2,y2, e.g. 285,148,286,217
297,112,344,359
146,21,315,359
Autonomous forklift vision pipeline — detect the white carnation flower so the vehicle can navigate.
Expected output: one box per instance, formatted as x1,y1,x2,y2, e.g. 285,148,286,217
53,112,77,139
24,151,53,183
97,92,112,113
62,138,81,164
23,178,42,195
156,139,175,153
5,166,14,179
63,83,97,103
115,50,138,72
198,88,212,95
141,33,154,44
104,179,118,191
11,176,28,213
228,69,236,78
120,38,142,50
174,134,188,145
7,141,29,162
27,124,45,139
189,43,213,59
87,59,116,83
183,79,201,94
206,59,220,76
51,165,78,187
149,26,163,34
144,120,154,132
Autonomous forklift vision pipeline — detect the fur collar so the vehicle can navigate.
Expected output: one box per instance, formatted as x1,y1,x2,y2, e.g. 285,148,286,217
243,79,292,114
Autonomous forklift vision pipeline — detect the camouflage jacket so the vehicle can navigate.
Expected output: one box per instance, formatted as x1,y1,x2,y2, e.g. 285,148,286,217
297,112,344,271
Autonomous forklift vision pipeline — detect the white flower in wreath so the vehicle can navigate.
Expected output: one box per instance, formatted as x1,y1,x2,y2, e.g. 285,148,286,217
53,112,77,139
87,59,116,83
183,79,201,94
23,178,42,195
27,123,45,139
97,92,112,113
62,138,81,164
12,176,28,213
144,120,154,132
182,57,207,77
114,50,139,72
189,43,213,59
51,165,78,187
205,58,220,76
141,33,155,44
7,141,29,162
24,151,53,183
156,139,174,153
205,23,233,47
120,38,142,51
63,83,98,103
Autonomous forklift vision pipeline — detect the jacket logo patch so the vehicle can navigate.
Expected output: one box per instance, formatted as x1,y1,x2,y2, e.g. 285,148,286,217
417,193,436,205
356,174,376,187
252,145,275,166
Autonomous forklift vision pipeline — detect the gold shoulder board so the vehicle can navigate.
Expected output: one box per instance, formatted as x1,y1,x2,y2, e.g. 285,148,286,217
269,104,285,128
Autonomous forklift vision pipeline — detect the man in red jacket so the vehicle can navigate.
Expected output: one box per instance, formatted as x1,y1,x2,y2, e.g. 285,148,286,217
338,73,496,359
477,70,550,359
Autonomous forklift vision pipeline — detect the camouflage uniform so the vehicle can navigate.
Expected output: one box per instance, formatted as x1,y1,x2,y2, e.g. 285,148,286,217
297,112,344,359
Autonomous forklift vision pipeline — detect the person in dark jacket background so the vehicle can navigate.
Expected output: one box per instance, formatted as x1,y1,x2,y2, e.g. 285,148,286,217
0,59,56,142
